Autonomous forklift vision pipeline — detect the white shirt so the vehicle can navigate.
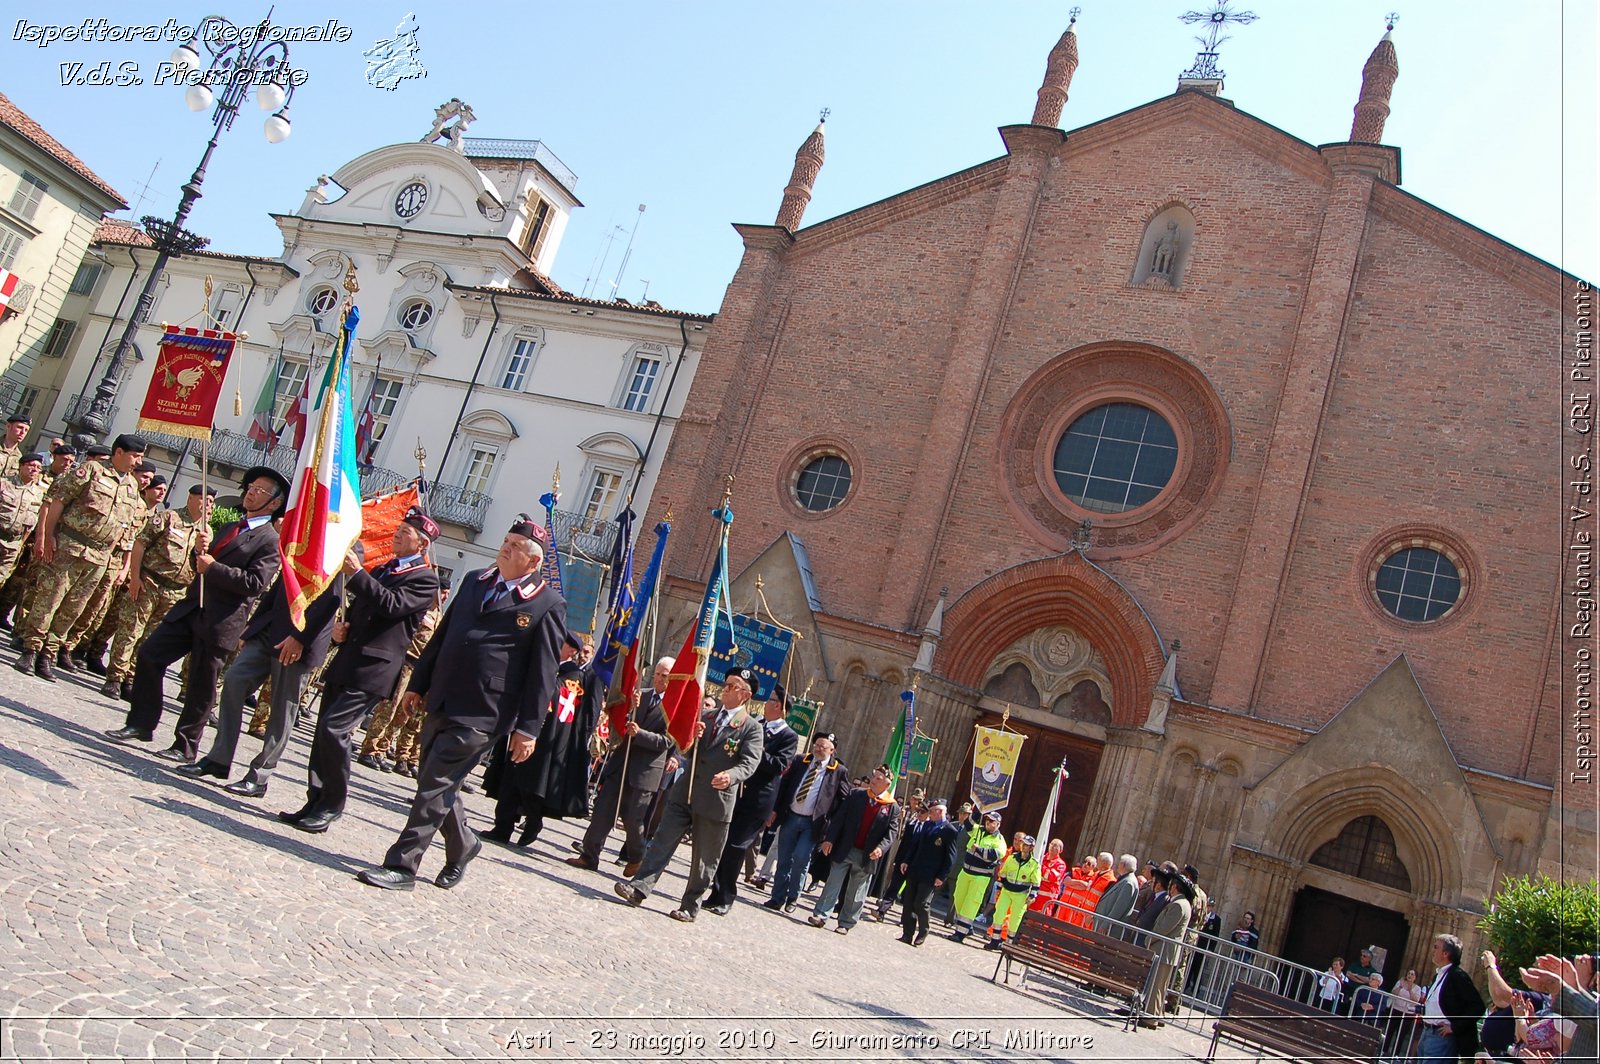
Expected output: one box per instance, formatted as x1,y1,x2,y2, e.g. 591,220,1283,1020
1423,964,1451,1024
790,758,827,817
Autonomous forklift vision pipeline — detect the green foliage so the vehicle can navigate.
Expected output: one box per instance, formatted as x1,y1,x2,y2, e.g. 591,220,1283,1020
1478,874,1600,988
208,505,243,530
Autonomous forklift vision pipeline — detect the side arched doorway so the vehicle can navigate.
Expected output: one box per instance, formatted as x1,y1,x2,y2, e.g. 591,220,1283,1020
1280,815,1415,986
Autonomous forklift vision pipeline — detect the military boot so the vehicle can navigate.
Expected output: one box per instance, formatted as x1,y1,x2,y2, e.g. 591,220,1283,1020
100,678,121,698
12,649,37,675
34,651,56,682
56,648,78,673
84,648,109,675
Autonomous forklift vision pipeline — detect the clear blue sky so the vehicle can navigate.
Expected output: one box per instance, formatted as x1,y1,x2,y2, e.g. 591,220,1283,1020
3,1,1595,315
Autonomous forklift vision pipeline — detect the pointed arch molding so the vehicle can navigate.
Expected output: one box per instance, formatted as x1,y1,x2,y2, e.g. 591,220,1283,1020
1267,778,1460,903
998,339,1232,560
936,551,1168,727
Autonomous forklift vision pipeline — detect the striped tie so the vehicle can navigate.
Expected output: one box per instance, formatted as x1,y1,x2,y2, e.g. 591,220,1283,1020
795,761,822,809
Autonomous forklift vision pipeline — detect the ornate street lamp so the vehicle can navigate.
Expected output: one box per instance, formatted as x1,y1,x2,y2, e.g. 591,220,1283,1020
74,14,299,438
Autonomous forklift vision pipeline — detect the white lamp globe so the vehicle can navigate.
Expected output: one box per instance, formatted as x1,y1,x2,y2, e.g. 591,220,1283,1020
185,84,214,112
263,112,292,144
170,43,200,76
256,81,286,113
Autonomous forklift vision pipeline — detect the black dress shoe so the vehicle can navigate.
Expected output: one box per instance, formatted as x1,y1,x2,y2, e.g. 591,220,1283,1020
172,760,228,780
357,867,416,891
898,935,915,944
613,881,646,907
705,903,731,916
224,779,268,799
434,835,482,890
481,827,514,846
761,898,784,911
104,725,153,744
277,806,313,824
289,809,340,833
152,746,189,763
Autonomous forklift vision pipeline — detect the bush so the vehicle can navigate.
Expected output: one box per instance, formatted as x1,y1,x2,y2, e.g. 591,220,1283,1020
209,504,243,530
1478,874,1600,988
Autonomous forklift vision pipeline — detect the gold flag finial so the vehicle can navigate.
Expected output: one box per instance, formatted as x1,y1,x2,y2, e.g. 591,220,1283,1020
343,261,360,295
552,463,561,493
722,473,735,505
203,275,214,301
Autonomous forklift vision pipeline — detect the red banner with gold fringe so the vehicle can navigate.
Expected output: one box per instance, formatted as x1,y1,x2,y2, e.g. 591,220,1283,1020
136,326,237,439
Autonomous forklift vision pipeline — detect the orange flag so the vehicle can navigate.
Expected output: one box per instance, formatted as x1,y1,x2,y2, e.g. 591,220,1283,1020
359,484,421,570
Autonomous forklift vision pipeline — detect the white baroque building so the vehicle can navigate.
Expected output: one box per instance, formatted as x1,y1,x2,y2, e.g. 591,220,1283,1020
20,105,711,627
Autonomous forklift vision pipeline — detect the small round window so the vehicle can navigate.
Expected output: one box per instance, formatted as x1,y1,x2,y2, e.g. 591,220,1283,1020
1052,402,1178,514
794,454,852,512
1374,546,1461,623
308,286,338,317
399,300,433,332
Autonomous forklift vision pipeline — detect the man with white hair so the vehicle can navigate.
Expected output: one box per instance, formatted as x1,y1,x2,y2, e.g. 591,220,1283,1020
1093,853,1141,936
358,520,565,891
567,655,677,877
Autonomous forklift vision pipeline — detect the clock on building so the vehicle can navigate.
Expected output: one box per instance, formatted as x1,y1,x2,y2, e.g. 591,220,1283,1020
394,181,428,219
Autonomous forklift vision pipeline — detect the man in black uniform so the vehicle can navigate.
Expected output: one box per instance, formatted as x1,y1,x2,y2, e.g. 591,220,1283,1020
280,508,440,834
357,521,565,890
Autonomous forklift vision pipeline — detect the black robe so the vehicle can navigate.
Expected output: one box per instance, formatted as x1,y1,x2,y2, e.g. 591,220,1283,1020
484,660,603,819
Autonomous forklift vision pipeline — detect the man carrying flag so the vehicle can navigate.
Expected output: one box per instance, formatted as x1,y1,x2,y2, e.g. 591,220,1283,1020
613,665,763,922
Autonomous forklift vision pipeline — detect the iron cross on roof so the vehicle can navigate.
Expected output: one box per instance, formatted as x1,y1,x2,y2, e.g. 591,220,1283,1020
1179,0,1259,82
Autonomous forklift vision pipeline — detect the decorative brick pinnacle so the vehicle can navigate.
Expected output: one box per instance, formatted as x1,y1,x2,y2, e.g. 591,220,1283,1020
1032,22,1081,127
1350,33,1399,143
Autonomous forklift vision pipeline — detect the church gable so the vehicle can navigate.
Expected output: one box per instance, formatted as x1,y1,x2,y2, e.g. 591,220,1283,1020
318,142,505,238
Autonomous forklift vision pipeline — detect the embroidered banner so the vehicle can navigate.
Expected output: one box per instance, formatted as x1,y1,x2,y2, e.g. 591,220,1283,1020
136,326,237,439
969,726,1025,811
708,612,794,698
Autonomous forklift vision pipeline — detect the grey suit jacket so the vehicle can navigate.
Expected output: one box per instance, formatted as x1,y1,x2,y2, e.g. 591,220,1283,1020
1093,872,1139,933
665,704,764,824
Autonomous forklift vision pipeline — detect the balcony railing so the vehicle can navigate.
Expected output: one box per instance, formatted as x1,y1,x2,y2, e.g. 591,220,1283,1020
429,482,491,533
549,507,619,563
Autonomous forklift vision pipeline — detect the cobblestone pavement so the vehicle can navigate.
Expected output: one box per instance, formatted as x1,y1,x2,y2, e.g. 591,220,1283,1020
0,663,1216,1062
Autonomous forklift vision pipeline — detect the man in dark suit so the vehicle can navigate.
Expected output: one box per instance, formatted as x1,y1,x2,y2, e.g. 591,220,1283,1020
1419,933,1485,1063
613,666,764,922
170,553,349,790
281,508,440,834
106,466,287,758
356,521,565,891
704,681,798,915
762,733,851,913
804,764,902,934
567,655,675,876
897,798,962,945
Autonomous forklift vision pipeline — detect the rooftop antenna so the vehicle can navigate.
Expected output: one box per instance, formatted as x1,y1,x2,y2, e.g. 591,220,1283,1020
639,278,651,302
609,203,646,300
581,221,626,299
126,158,163,221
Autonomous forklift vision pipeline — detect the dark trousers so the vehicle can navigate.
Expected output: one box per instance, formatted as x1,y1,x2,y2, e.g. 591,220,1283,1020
124,613,226,760
578,770,652,865
900,877,937,941
305,684,380,814
707,839,753,908
382,715,493,874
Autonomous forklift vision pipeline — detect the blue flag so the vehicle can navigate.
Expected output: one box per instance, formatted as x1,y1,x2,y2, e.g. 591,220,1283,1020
593,508,637,689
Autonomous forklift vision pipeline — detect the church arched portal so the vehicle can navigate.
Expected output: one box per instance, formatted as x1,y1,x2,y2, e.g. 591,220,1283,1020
1280,815,1416,988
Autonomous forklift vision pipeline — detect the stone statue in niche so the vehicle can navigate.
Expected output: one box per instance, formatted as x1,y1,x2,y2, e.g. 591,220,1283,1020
1149,221,1181,281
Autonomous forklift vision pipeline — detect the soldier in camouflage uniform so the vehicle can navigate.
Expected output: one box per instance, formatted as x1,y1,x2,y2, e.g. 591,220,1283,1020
1,444,79,632
11,434,145,681
65,474,166,673
76,475,169,673
0,413,29,479
100,483,206,699
0,452,48,587
356,591,446,776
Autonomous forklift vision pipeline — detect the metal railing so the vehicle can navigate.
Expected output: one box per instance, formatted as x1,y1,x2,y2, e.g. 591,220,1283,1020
62,392,118,433
548,507,618,563
1025,899,1425,1062
428,482,490,532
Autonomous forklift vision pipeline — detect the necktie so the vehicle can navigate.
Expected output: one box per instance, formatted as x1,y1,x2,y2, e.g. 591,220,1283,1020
795,760,822,808
211,520,246,554
483,580,508,610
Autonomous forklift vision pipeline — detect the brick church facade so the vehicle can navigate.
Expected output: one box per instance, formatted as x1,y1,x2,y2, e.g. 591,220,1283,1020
644,21,1590,977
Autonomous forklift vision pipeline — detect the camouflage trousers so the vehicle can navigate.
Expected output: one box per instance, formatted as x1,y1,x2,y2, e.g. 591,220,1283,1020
0,537,27,587
16,554,108,654
105,579,186,682
359,663,422,764
64,557,127,651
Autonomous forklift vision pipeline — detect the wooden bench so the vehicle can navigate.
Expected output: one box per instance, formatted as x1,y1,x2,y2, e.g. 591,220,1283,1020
991,913,1156,1030
1205,982,1386,1064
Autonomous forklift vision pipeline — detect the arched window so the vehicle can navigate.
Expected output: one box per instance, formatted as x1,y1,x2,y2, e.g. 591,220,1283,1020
1309,816,1412,892
983,662,1041,709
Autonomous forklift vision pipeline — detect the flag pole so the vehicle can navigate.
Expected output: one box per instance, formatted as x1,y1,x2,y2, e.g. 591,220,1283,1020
688,476,735,793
